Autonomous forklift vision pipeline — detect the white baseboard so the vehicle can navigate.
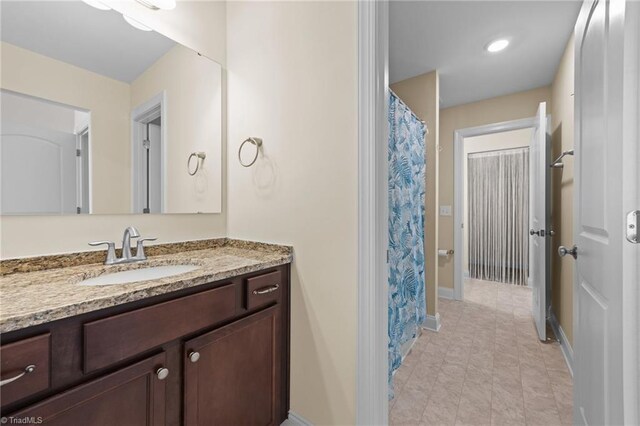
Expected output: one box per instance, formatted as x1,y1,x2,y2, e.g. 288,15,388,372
438,286,454,300
422,313,441,332
549,310,574,376
400,332,419,359
286,410,313,426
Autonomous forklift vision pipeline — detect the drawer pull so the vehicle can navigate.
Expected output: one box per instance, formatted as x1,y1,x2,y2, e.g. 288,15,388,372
188,351,200,363
156,367,169,380
0,364,36,387
252,284,279,295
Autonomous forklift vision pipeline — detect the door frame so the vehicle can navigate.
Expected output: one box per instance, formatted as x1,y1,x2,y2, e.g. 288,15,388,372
75,125,91,214
131,91,167,214
453,117,536,301
356,0,389,424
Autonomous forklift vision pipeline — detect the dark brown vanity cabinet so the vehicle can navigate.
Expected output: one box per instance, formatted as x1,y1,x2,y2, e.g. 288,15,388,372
184,306,281,425
0,265,290,425
9,353,168,425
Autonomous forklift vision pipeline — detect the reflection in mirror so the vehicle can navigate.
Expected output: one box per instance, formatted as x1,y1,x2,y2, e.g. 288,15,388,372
0,1,222,215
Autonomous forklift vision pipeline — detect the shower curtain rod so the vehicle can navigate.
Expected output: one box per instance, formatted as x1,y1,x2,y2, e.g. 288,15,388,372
467,146,529,157
389,88,429,131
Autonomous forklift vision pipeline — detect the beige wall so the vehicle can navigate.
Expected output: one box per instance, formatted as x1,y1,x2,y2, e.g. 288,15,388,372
131,45,223,214
1,42,132,214
226,2,357,423
439,86,552,289
0,1,227,259
463,129,533,275
390,71,440,317
550,35,575,345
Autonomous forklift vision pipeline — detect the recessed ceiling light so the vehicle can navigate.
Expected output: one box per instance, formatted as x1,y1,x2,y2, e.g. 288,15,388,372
486,39,510,53
123,15,153,31
82,0,111,11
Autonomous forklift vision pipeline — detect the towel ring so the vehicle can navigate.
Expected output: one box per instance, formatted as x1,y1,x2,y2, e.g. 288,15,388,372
239,137,262,167
188,152,206,176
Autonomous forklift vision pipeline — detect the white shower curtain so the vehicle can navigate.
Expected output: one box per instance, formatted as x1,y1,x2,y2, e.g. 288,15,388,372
468,147,529,285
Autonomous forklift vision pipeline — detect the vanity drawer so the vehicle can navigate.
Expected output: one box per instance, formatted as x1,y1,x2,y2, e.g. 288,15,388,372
0,333,51,406
245,271,282,311
83,284,236,373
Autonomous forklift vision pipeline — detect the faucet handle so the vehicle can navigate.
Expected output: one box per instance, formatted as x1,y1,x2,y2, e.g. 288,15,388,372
135,237,157,260
89,241,117,264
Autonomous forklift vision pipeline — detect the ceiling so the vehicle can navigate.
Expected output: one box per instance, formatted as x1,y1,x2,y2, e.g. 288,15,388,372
1,1,176,83
390,1,582,108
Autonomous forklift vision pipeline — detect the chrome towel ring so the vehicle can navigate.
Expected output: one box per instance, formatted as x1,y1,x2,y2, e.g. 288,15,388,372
239,137,262,167
188,152,206,176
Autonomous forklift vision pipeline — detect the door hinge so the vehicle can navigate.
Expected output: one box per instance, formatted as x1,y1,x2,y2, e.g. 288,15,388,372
627,210,639,243
386,250,389,263
76,149,82,157
76,207,81,214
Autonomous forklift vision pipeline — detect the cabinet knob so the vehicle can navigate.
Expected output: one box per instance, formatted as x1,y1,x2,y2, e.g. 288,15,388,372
156,367,169,380
188,351,200,363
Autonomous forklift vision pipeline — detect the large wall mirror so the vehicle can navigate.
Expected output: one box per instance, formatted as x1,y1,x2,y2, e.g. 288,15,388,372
0,1,222,215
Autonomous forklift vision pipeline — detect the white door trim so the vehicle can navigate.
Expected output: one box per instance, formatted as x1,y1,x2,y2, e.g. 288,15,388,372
356,0,389,424
130,91,167,214
453,117,536,301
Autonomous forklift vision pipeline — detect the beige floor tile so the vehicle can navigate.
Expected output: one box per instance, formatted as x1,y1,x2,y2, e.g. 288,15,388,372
420,389,460,426
389,279,573,426
455,381,492,425
491,385,526,426
390,386,430,425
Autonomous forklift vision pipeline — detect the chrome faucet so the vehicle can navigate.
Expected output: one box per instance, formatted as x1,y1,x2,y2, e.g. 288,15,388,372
89,227,157,265
121,226,140,260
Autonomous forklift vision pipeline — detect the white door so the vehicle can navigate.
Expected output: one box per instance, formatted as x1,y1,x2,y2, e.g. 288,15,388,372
529,102,550,341
573,0,639,425
1,122,77,215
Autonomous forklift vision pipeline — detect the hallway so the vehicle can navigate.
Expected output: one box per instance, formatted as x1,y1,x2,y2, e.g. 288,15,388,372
390,279,573,426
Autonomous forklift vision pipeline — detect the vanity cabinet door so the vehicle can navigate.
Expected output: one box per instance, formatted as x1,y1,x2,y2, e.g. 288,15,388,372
184,306,281,426
8,353,167,425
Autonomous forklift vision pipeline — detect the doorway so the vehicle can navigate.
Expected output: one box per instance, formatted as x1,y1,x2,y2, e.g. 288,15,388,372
453,117,541,301
131,92,165,214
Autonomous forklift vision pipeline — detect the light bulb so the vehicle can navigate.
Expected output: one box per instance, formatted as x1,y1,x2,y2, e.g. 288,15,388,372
486,39,510,53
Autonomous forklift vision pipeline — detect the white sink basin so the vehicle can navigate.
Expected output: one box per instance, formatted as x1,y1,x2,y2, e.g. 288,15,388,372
78,264,200,286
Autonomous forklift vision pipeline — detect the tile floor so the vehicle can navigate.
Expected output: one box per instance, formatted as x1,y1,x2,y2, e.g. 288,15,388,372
389,279,573,426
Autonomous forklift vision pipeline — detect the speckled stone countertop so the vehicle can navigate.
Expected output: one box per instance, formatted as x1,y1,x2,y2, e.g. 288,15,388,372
0,240,292,333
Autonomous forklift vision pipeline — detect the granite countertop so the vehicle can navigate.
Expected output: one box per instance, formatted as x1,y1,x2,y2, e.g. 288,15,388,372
0,240,292,333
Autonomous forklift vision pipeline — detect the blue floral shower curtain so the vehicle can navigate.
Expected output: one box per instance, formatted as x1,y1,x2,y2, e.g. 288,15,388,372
388,91,426,394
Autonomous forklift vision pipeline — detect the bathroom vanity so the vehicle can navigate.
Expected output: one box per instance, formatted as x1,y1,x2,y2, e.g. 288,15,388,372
0,240,292,425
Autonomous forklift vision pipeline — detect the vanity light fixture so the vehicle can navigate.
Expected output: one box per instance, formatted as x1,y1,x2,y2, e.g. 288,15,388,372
81,0,111,11
134,0,176,11
486,38,510,53
123,15,153,31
